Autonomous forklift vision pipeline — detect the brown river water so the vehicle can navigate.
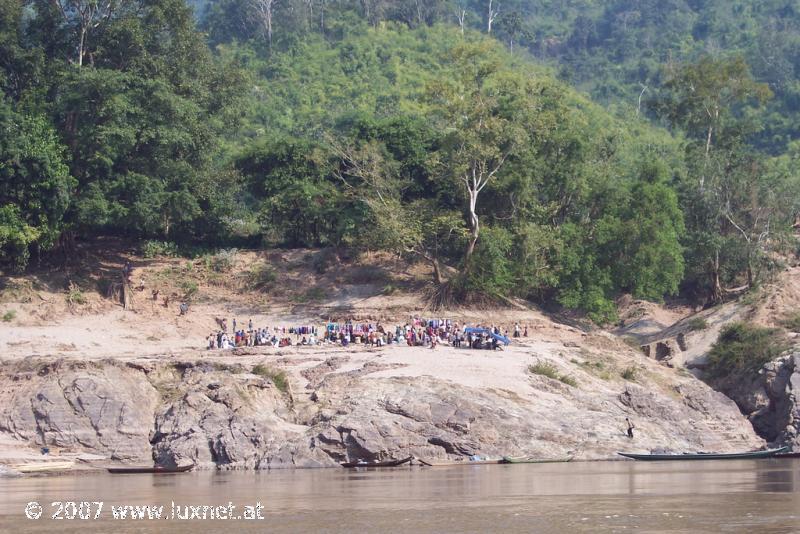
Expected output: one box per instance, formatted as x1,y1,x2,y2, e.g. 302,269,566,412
1,459,799,533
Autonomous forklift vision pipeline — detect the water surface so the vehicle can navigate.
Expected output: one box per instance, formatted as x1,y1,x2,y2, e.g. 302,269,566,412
1,459,799,532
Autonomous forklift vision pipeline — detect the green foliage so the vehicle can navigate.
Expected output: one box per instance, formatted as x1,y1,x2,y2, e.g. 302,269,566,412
4,0,798,321
210,248,238,272
621,366,638,382
2,309,16,322
294,287,325,303
180,280,199,300
779,312,800,332
528,361,577,387
0,103,75,271
251,364,288,393
65,286,86,307
246,263,277,290
141,240,180,258
706,322,789,380
687,317,709,332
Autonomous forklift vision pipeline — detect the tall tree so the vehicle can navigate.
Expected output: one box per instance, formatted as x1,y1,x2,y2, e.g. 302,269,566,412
427,42,538,270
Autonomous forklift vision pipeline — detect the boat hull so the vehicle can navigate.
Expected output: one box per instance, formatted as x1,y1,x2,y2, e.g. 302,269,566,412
618,447,788,461
417,459,503,466
107,465,193,474
12,461,74,473
341,456,413,468
501,456,573,464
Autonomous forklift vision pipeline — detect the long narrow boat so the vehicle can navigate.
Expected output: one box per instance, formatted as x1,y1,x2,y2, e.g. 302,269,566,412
618,446,788,461
12,461,75,473
501,456,574,464
417,458,504,467
107,465,194,474
775,451,800,459
340,456,413,468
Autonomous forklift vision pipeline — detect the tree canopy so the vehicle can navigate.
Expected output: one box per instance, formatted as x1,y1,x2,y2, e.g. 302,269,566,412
1,0,798,322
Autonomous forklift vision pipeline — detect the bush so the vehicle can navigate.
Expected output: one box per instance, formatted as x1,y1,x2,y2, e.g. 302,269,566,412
295,287,325,303
211,248,238,272
181,280,199,300
246,263,277,290
65,285,86,307
706,323,789,380
559,375,578,387
621,366,638,381
780,312,800,332
252,365,289,393
141,240,179,258
311,248,338,274
687,317,709,331
2,309,16,322
382,284,397,295
528,361,577,387
528,361,560,379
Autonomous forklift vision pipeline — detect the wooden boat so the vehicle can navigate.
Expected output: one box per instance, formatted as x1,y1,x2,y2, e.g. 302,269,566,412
12,461,74,473
107,464,194,474
340,456,413,468
774,451,800,459
501,456,574,464
417,458,504,467
618,446,788,461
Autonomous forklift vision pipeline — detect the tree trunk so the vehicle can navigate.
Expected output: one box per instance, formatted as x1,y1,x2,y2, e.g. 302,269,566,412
78,27,86,67
464,189,480,268
710,250,723,304
432,256,444,285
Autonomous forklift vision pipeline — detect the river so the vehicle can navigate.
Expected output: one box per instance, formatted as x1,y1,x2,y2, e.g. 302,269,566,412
1,459,799,532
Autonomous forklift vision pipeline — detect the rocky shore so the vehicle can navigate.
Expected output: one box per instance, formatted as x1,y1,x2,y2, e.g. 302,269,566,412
0,335,764,471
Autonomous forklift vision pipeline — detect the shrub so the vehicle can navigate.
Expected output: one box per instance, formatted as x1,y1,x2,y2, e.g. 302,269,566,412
211,248,238,272
621,366,638,381
311,248,342,274
559,375,578,387
294,287,325,303
141,240,179,258
706,323,788,380
180,280,199,300
528,361,560,380
779,312,800,332
2,309,16,322
528,361,577,387
382,284,397,295
687,317,709,331
252,365,289,393
246,263,277,290
65,285,86,307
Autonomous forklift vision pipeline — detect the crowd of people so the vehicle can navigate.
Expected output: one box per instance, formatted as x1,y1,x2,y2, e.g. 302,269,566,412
206,317,529,351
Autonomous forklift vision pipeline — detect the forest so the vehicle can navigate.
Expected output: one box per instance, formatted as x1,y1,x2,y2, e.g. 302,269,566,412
1,0,799,321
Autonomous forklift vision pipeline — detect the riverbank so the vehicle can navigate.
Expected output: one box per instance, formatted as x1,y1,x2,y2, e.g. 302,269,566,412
0,332,762,471
0,245,781,471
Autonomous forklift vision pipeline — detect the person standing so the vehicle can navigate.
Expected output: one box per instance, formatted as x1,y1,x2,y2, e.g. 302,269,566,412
626,418,635,439
248,318,253,331
232,318,237,332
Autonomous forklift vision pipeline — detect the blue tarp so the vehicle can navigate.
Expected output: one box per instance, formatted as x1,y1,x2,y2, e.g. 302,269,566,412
464,327,511,346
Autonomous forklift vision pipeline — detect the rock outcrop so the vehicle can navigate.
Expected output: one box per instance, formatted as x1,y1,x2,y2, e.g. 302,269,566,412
0,344,766,468
710,350,800,449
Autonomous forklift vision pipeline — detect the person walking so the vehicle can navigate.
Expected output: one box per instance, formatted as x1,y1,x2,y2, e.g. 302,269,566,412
626,417,635,439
